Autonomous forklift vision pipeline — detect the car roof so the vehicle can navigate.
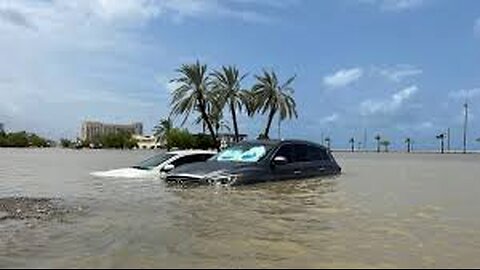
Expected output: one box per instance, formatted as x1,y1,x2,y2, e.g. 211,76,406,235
167,149,217,156
239,139,326,149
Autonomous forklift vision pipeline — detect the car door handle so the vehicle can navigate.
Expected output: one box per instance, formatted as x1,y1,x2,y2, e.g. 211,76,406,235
294,170,302,175
318,167,326,172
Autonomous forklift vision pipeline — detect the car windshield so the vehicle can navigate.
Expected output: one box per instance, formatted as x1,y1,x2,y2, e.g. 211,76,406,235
133,153,175,170
212,143,272,163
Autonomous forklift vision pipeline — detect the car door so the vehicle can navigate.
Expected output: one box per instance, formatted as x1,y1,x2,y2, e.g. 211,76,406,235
271,143,298,181
306,145,332,177
291,143,315,179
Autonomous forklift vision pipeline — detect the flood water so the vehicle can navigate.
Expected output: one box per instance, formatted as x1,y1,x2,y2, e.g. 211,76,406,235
1,148,479,268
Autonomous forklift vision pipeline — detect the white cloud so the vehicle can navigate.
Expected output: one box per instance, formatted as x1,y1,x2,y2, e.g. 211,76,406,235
377,65,423,82
360,0,425,12
419,121,433,129
0,0,279,32
319,113,339,124
0,0,295,137
0,7,36,29
360,85,419,115
156,75,182,93
323,68,363,89
448,88,480,100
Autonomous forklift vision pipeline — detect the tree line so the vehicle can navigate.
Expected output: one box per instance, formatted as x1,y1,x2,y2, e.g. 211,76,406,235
0,131,52,148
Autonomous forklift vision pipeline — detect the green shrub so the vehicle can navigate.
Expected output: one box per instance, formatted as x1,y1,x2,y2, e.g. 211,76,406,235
89,131,138,149
0,131,50,148
165,129,217,150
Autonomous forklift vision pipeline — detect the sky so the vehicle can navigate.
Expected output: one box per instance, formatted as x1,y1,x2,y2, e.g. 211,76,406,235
0,0,479,150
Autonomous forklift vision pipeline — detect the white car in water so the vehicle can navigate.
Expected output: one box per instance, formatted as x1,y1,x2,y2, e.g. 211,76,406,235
90,150,216,179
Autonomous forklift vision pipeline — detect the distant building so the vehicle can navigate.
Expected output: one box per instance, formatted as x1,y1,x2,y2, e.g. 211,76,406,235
81,121,143,142
218,133,248,149
133,134,162,149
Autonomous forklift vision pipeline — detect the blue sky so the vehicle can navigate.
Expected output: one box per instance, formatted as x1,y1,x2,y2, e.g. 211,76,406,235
0,0,479,150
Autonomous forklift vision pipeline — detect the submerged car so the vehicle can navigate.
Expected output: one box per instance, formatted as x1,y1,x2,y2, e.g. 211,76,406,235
90,150,216,179
165,140,341,186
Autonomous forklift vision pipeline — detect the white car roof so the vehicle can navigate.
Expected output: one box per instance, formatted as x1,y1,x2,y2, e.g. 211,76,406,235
167,149,217,156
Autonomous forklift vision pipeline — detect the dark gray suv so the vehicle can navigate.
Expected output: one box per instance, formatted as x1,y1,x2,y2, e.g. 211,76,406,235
165,139,341,186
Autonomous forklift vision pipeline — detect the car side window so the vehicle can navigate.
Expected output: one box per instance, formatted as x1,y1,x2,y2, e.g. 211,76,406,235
308,145,330,161
171,154,208,167
293,144,309,162
274,144,294,163
198,154,214,161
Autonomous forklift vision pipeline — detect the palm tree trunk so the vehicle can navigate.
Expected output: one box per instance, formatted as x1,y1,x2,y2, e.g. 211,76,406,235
263,108,276,140
376,140,380,153
198,101,218,150
230,101,240,142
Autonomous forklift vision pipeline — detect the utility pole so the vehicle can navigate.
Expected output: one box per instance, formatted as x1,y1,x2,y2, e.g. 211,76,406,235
447,128,451,153
363,128,367,151
463,101,469,154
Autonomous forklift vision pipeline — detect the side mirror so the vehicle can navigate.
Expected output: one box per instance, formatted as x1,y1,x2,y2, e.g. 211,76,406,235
162,164,175,172
272,156,288,166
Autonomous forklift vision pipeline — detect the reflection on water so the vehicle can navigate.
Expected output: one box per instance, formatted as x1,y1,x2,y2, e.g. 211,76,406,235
0,149,480,268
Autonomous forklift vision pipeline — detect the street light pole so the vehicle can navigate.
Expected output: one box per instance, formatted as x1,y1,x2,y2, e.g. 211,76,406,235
447,128,450,153
463,101,468,154
363,128,367,151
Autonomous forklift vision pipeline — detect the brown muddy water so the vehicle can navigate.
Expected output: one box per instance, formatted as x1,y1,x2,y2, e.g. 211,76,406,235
0,148,479,268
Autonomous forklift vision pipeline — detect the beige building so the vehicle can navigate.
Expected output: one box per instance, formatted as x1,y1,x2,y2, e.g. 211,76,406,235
81,121,143,142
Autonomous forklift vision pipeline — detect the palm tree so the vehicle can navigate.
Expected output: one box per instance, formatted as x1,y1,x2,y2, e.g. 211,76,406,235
194,103,231,135
210,66,248,142
349,137,355,152
375,134,381,153
405,137,412,153
324,137,331,150
436,133,445,154
153,118,172,146
242,89,259,117
252,70,297,139
170,61,217,147
380,140,390,152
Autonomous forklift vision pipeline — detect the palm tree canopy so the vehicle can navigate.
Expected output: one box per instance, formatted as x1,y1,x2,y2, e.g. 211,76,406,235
252,70,298,121
349,138,355,143
380,140,391,146
170,61,210,126
210,66,248,111
405,137,411,143
243,89,259,117
436,133,445,139
153,118,172,137
477,137,480,143
375,135,381,141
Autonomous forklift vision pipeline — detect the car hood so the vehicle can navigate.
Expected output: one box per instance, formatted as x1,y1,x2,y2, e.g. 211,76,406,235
90,167,157,179
169,161,254,178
